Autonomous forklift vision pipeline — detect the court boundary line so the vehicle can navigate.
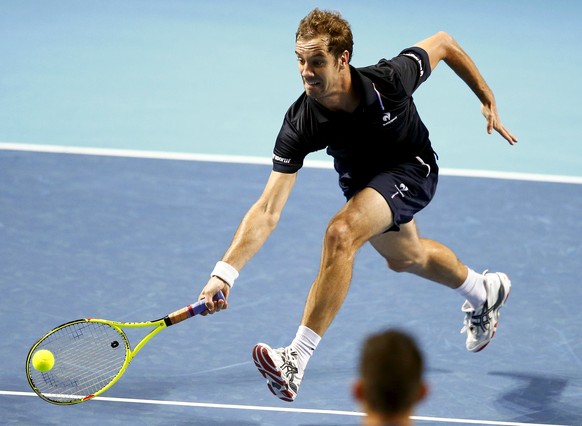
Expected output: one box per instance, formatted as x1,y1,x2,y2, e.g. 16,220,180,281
1,142,581,185
0,391,570,426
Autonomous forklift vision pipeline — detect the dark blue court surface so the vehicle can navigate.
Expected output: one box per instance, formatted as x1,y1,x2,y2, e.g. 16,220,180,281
1,149,581,425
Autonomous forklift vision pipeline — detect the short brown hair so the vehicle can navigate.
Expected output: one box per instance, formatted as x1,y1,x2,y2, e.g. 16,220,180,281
359,329,424,415
296,8,353,62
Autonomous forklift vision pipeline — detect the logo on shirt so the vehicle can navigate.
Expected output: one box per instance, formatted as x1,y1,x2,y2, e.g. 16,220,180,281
273,154,291,164
382,112,398,126
401,52,424,77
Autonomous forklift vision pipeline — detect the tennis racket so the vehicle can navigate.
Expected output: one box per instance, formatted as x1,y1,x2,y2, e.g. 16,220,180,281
25,291,225,405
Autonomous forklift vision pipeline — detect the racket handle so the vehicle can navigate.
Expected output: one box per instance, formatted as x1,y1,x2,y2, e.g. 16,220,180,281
165,291,225,326
192,290,226,315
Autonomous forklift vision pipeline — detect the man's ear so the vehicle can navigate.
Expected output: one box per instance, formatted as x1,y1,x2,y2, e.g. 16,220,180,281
339,50,350,69
417,381,429,403
352,379,364,402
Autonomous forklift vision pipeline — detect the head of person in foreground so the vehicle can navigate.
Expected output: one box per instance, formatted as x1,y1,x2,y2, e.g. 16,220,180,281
354,329,429,425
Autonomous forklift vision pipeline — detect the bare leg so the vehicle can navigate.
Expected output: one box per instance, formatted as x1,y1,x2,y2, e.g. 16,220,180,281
369,220,467,289
300,188,393,336
300,189,468,336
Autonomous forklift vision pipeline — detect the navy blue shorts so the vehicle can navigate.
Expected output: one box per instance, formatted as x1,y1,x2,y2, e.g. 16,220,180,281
344,149,439,232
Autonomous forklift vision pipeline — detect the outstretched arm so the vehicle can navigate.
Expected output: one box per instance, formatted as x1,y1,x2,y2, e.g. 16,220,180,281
415,32,518,145
199,170,297,312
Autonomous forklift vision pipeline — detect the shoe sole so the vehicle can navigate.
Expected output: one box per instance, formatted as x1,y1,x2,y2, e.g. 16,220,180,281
472,273,512,352
252,344,296,402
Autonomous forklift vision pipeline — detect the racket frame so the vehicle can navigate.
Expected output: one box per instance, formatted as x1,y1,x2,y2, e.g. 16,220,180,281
26,292,223,405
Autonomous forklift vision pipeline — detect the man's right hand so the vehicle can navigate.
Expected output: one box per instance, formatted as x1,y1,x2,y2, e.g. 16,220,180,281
199,276,230,315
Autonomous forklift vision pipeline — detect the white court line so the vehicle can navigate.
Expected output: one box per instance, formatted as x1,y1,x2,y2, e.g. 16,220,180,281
0,391,571,426
1,142,581,185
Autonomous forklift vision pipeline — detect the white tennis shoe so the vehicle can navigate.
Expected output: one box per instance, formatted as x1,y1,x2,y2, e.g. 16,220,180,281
252,343,302,402
461,271,511,352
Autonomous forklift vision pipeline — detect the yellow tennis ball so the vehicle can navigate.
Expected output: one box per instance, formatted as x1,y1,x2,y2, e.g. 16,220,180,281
32,349,55,372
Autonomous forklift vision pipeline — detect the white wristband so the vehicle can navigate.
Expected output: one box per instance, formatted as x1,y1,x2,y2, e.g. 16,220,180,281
211,261,239,288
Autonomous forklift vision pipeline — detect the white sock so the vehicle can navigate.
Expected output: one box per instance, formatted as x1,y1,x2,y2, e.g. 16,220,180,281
290,325,321,374
455,268,486,309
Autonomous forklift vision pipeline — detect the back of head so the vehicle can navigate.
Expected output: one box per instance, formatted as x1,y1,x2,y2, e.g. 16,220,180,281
359,329,424,416
296,8,354,62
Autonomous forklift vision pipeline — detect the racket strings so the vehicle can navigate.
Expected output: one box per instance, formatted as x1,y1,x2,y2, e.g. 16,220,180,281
28,321,128,403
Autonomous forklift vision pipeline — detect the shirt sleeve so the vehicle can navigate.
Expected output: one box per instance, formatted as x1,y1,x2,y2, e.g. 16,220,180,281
272,115,306,174
391,46,431,95
361,47,431,100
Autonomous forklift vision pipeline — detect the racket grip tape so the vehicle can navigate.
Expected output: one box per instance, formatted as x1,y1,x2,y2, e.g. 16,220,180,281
164,291,225,326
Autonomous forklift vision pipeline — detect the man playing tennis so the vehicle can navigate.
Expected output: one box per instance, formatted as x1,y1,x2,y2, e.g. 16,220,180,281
199,8,517,402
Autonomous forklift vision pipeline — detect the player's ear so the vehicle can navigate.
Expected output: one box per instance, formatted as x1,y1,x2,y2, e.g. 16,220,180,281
339,50,350,69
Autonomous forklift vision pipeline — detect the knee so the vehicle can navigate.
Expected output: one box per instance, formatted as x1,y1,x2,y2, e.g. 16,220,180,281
324,216,357,252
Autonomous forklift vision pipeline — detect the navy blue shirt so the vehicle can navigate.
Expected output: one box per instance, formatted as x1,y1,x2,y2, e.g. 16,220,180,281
272,47,432,186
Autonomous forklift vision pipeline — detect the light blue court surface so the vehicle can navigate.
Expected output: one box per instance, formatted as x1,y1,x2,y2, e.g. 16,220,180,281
1,0,582,177
1,1,582,425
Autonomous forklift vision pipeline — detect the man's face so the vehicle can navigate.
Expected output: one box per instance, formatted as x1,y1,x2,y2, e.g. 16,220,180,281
295,37,342,100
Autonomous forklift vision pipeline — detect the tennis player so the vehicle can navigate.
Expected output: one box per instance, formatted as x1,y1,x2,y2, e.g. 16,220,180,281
354,329,427,425
199,8,516,402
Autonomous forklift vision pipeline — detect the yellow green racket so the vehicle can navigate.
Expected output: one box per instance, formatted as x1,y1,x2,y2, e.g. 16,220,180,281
25,291,224,405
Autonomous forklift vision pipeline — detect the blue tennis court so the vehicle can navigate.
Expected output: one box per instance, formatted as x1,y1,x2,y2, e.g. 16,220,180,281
1,1,581,425
2,149,581,425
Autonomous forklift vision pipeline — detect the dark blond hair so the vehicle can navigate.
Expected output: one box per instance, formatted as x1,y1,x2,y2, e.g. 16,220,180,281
359,329,424,415
296,8,353,62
